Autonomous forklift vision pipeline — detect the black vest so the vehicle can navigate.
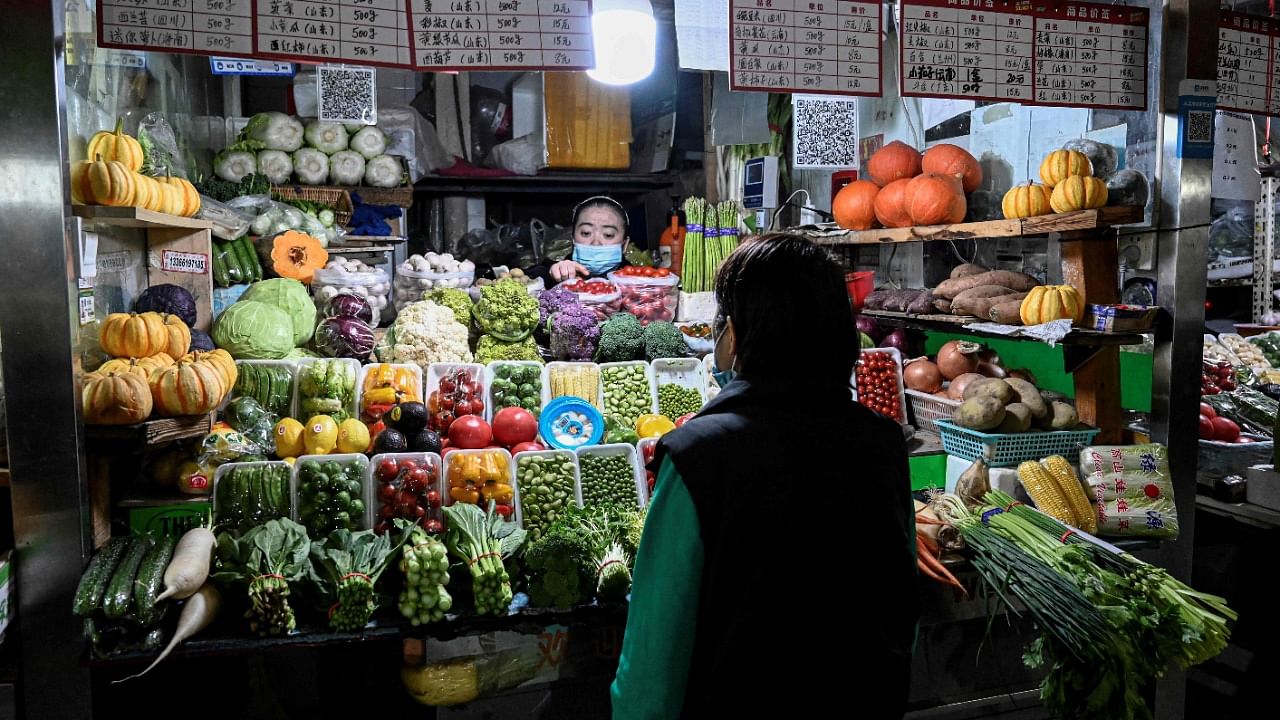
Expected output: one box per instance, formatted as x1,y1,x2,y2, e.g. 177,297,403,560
652,378,919,719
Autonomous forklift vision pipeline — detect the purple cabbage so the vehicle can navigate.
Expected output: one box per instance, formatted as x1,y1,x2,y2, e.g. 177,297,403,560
549,303,602,361
135,284,198,327
314,316,375,361
188,328,216,352
325,293,374,324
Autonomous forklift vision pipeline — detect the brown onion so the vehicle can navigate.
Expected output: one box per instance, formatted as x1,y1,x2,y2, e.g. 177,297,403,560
904,358,943,393
1008,368,1037,384
977,361,1006,378
947,373,985,400
936,340,981,379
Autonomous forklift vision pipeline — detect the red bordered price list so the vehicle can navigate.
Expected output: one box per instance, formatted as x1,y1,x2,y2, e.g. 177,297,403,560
407,0,595,70
729,0,882,96
254,0,412,68
1217,11,1277,116
900,0,1147,111
98,0,255,57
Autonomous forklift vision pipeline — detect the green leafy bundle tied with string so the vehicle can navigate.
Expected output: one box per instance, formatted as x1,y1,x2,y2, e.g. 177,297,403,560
212,518,311,636
442,501,527,616
308,524,410,631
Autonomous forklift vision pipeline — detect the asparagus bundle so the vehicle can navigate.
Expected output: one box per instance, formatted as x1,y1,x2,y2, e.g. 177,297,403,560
682,198,707,293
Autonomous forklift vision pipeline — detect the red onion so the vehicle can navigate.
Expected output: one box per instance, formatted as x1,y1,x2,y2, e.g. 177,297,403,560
879,328,909,351
856,315,884,344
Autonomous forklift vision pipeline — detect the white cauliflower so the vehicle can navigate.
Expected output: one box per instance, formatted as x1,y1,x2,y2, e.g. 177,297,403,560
389,300,473,367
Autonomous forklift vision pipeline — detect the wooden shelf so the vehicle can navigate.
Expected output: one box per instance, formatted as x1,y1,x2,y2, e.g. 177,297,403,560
85,414,213,447
810,206,1143,246
1196,493,1280,530
72,205,213,230
327,245,395,255
863,310,1145,346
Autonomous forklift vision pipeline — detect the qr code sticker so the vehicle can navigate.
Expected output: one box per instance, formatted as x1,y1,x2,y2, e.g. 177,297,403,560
318,65,377,124
793,95,859,168
1186,110,1213,144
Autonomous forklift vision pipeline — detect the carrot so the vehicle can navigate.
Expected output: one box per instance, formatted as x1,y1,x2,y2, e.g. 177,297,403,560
115,583,220,683
156,524,215,602
916,538,968,595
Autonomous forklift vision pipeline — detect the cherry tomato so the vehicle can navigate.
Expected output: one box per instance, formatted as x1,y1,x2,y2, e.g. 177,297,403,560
426,489,441,507
377,458,399,481
398,458,418,472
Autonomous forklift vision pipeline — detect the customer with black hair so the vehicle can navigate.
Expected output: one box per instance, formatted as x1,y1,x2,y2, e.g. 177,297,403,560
611,233,919,719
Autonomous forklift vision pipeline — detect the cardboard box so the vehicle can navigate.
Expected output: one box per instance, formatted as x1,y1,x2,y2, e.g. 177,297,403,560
127,502,210,538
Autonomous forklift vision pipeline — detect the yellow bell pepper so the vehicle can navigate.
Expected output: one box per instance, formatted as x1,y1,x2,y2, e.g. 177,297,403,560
636,414,676,439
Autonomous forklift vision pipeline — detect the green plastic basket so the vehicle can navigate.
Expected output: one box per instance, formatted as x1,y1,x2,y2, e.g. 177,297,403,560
935,420,1101,468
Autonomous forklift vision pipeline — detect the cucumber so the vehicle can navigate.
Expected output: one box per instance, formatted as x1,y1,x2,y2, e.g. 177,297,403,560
242,236,265,281
211,241,231,287
277,467,290,516
73,537,131,617
219,240,245,284
103,537,155,620
132,535,178,625
233,237,261,282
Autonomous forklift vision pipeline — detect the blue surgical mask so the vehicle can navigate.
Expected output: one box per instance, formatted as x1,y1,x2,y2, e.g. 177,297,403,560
573,243,623,276
711,324,737,388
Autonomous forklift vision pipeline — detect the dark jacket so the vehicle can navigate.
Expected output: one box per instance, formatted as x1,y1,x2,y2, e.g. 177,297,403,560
652,377,919,718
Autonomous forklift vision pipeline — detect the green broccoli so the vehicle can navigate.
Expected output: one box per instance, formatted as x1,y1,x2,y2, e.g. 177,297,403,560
475,334,543,364
595,312,645,363
643,321,689,361
523,525,595,609
424,287,474,328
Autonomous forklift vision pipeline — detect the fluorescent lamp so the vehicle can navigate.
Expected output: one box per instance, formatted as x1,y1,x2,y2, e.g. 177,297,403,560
587,0,657,86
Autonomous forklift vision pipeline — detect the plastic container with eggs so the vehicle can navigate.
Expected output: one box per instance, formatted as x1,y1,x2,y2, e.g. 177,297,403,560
312,258,392,326
393,253,476,312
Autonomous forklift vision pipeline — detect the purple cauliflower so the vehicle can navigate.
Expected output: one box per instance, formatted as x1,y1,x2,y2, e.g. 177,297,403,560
538,287,578,328
549,304,602,361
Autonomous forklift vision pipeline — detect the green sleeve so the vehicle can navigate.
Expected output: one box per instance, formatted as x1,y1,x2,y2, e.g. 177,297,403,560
611,457,703,720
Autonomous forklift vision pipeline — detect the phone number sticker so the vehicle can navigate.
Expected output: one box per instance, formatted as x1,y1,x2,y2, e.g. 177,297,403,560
161,250,209,275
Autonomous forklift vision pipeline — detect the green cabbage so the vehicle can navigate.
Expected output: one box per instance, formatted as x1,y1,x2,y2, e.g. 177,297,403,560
284,347,321,360
213,300,295,359
241,278,317,345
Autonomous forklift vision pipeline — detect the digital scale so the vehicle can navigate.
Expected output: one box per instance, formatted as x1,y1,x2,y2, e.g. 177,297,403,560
742,156,779,230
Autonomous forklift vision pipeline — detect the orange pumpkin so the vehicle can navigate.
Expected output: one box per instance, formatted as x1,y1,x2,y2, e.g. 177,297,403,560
268,231,329,283
906,173,966,226
149,359,226,417
98,353,175,381
160,176,201,217
1039,149,1091,187
922,144,982,193
100,312,169,358
873,178,915,228
867,141,922,187
161,314,191,361
82,371,153,425
183,349,238,390
832,180,880,230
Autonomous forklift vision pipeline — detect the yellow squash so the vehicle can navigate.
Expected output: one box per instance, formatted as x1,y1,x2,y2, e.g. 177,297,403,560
1001,181,1053,219
183,349,237,390
86,119,144,172
82,371,153,425
87,157,135,207
100,312,169,358
1049,175,1109,213
1019,285,1085,325
149,359,226,417
98,353,175,381
161,313,191,361
1038,149,1091,188
160,176,201,217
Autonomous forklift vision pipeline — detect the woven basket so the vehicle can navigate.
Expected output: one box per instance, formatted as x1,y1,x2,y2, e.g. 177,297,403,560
271,185,354,226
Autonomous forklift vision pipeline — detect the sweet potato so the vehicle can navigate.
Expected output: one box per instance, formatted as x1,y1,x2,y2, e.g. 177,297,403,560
885,289,926,312
863,290,890,311
950,264,988,280
906,290,936,314
935,270,1040,299
933,298,953,313
989,299,1026,324
951,292,1024,318
951,285,1019,304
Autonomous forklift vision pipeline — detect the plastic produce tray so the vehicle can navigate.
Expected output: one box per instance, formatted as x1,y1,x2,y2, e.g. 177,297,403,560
935,420,1101,468
906,389,960,434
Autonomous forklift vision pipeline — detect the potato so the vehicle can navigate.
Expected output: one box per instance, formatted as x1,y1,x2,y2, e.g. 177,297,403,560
950,263,988,280
953,396,1006,431
962,378,1015,405
1004,378,1048,420
989,299,1026,324
996,402,1033,433
1049,401,1080,430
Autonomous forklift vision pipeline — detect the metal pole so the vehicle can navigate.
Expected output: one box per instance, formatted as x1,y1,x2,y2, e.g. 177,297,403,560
1254,178,1276,322
0,0,94,717
1150,1,1218,717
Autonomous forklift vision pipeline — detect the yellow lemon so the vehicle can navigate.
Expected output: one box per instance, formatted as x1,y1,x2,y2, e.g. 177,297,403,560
274,417,306,458
337,418,371,454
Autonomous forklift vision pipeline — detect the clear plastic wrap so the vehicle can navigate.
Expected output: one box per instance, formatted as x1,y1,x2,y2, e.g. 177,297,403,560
229,195,344,247
312,260,391,326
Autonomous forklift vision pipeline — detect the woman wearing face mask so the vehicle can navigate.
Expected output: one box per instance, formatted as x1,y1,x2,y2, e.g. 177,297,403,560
610,233,919,720
537,196,631,282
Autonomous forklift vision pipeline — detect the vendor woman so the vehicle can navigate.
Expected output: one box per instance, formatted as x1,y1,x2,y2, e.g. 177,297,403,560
540,195,631,282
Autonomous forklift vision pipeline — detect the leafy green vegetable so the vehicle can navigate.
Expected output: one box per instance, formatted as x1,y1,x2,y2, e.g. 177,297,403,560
522,504,643,609
309,527,409,631
442,502,526,616
399,525,453,626
212,519,310,636
241,278,317,346
213,300,295,359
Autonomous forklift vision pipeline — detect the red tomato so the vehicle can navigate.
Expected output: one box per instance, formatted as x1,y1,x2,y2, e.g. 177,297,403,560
1211,417,1240,443
407,467,430,492
511,441,546,454
494,504,514,518
1200,403,1216,419
440,446,459,460
377,458,399,481
675,413,696,427
1198,415,1214,440
493,407,539,447
448,415,494,449
424,518,445,534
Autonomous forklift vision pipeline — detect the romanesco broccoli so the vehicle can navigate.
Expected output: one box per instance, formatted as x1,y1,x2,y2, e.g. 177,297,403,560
473,278,540,341
475,334,543,364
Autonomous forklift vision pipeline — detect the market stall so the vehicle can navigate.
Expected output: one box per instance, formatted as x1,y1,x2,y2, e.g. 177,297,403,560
0,0,1243,718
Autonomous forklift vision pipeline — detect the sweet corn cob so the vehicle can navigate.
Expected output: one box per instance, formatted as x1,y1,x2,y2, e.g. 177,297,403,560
1017,461,1077,527
1041,455,1098,534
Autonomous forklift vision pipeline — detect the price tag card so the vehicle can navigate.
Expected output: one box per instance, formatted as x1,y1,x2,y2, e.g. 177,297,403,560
1217,11,1280,116
730,0,882,96
900,0,1147,111
97,0,255,57
407,0,596,71
254,0,413,68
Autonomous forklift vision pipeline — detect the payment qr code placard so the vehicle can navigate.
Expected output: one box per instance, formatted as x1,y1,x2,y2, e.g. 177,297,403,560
318,65,377,124
1186,111,1214,144
793,95,859,169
